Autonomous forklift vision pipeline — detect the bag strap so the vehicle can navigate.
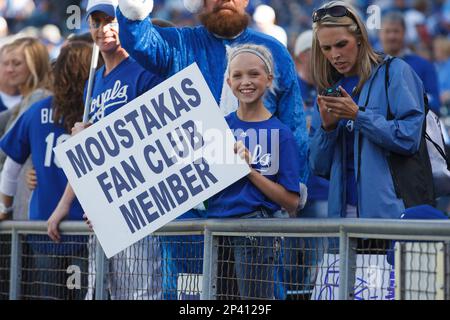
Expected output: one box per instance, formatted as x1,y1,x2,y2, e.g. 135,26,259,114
363,56,395,108
384,57,395,120
425,132,450,170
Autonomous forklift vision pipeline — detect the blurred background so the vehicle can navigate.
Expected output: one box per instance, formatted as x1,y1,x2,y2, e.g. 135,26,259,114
0,0,449,130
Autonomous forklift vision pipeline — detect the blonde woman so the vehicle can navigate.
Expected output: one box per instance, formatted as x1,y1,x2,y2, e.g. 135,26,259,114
309,1,431,219
1,37,51,124
0,37,51,220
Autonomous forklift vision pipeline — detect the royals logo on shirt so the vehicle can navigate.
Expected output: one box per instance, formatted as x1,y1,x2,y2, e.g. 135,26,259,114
233,128,280,176
89,79,129,122
346,120,354,132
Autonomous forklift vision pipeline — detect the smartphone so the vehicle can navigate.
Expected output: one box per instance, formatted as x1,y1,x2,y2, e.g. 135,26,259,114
320,86,342,97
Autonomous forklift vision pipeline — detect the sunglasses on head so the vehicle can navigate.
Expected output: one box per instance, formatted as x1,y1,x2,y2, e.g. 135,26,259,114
312,5,353,23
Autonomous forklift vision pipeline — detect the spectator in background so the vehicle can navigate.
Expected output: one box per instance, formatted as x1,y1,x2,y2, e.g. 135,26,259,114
0,16,8,39
278,29,328,300
0,46,22,173
443,0,450,35
294,30,329,219
379,12,441,115
0,37,51,221
39,24,63,61
1,0,35,34
0,41,92,300
294,30,315,128
0,46,22,113
375,0,408,14
433,36,450,107
0,37,51,133
403,0,431,47
252,4,288,47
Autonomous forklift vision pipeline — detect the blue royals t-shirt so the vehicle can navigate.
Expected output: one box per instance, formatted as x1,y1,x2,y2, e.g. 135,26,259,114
206,112,301,218
338,75,360,207
0,96,84,221
298,76,329,202
86,56,162,123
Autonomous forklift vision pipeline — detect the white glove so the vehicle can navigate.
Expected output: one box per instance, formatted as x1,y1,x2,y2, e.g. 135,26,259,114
298,182,308,210
118,0,154,21
183,0,203,13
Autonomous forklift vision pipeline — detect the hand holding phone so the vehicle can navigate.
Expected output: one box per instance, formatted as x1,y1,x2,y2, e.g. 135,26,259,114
320,86,342,97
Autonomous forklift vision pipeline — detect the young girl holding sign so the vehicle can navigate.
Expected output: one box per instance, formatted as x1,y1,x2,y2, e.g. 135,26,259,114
206,44,303,299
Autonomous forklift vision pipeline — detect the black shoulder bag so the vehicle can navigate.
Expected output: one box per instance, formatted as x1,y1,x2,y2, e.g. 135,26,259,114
364,58,435,208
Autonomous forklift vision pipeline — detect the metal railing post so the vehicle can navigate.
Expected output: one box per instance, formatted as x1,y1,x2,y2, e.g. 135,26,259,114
94,237,109,300
201,229,211,300
338,228,357,300
394,242,404,300
436,243,445,300
9,229,21,300
446,243,450,300
201,228,218,300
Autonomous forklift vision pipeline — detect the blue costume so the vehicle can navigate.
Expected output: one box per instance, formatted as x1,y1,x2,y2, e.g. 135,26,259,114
310,57,426,219
116,9,309,184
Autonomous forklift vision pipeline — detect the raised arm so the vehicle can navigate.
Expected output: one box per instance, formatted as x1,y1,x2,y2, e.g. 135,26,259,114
47,183,76,242
117,0,192,76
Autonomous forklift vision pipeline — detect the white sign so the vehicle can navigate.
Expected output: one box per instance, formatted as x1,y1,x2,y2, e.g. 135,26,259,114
311,254,395,300
177,273,202,300
54,63,250,258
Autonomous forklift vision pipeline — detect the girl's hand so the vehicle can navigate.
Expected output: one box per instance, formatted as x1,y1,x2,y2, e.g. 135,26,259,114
26,168,37,191
47,214,62,243
47,202,71,242
83,213,93,231
234,141,252,166
71,122,92,136
320,86,359,121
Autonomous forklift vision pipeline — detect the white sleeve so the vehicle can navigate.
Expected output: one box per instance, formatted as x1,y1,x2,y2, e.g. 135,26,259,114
0,157,23,196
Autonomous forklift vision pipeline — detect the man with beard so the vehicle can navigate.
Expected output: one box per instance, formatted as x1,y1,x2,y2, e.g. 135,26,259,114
116,0,308,299
116,0,308,185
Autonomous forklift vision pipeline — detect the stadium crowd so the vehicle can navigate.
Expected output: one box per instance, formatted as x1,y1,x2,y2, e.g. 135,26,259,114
0,0,449,300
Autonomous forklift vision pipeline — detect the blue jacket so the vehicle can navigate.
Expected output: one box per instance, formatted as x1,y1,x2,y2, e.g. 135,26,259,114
309,57,425,219
402,54,441,115
116,9,309,184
